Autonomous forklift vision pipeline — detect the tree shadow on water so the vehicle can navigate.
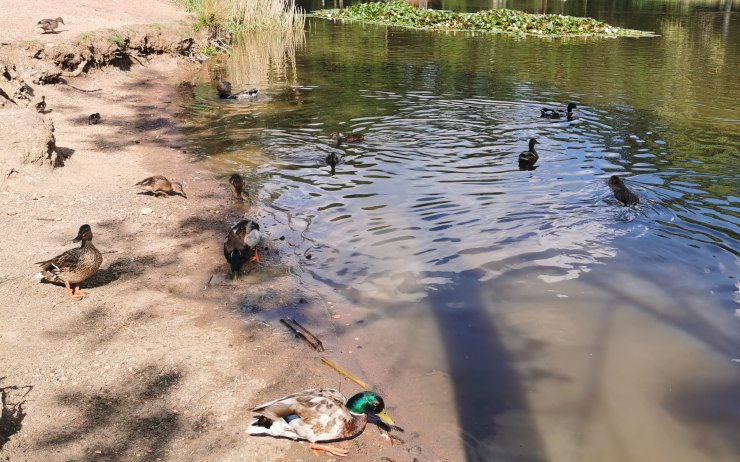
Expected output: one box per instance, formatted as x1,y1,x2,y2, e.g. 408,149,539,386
424,269,547,462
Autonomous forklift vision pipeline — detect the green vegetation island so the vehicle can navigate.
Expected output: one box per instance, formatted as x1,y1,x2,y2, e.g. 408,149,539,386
313,1,654,37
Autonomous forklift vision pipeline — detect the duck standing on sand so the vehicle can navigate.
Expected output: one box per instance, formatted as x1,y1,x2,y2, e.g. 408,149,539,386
35,95,46,113
38,17,64,34
228,174,250,201
135,175,187,198
35,224,103,301
248,388,395,458
223,219,261,279
608,175,640,205
518,138,539,171
541,102,577,120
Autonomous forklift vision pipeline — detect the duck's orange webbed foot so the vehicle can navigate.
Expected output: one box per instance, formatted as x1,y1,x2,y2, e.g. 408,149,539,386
308,443,348,458
65,282,84,301
250,247,260,263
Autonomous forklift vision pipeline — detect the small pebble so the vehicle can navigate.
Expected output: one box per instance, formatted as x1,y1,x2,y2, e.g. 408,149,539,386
141,208,153,215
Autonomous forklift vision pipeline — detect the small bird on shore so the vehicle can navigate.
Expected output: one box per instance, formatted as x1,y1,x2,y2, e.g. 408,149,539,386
518,138,539,170
135,175,187,198
35,95,46,113
335,132,365,146
223,219,261,279
325,152,339,174
248,388,395,458
88,113,101,125
228,173,250,201
35,224,103,301
608,175,640,205
38,17,64,34
541,102,577,120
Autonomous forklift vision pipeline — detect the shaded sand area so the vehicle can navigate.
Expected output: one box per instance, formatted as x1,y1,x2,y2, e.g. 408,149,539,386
0,2,417,461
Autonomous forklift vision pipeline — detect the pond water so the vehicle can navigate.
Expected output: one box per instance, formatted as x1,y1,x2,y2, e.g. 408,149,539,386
179,1,739,460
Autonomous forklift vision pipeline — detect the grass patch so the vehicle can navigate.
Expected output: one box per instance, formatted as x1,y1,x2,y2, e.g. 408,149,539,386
108,31,126,47
176,0,304,36
312,1,654,37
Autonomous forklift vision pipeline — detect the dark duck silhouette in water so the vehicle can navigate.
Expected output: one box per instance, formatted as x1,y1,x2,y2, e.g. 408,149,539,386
608,175,640,205
518,138,539,171
223,219,261,279
325,152,339,174
215,73,258,100
541,102,577,120
228,174,250,201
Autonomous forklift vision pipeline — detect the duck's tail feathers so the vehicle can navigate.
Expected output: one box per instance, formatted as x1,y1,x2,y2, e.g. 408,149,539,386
33,272,45,281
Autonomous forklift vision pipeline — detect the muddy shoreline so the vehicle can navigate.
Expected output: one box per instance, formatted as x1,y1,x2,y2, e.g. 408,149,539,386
0,9,416,462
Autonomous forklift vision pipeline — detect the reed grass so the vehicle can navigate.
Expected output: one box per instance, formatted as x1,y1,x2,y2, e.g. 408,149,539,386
177,0,305,35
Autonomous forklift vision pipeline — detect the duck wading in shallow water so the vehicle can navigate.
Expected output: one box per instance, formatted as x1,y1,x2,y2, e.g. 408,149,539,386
35,224,103,301
135,175,187,198
247,388,395,458
215,73,259,100
228,174,250,201
518,138,539,171
223,219,261,279
541,102,577,120
38,17,64,34
608,175,640,205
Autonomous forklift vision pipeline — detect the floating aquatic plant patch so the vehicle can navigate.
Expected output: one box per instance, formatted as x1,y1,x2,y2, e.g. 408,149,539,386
312,1,654,37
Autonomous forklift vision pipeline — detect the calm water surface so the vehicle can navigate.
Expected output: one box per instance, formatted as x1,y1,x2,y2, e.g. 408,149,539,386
179,1,739,460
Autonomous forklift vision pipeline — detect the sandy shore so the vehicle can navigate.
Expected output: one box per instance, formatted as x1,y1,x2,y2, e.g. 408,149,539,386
0,2,415,461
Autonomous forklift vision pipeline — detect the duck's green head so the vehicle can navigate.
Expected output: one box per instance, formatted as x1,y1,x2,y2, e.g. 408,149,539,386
346,391,395,425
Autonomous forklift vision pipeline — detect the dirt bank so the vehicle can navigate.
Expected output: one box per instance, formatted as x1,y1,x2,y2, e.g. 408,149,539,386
0,3,417,462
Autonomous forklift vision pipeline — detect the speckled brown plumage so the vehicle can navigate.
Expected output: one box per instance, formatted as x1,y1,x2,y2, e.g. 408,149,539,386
136,175,187,198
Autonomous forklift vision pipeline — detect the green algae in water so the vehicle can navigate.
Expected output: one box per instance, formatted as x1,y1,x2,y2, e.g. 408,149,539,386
312,1,654,37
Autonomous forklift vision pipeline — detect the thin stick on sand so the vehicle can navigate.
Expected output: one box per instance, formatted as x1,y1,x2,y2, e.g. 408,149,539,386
320,356,367,389
280,317,324,352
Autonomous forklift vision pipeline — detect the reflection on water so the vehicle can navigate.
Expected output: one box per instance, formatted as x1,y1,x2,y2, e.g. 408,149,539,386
179,1,740,460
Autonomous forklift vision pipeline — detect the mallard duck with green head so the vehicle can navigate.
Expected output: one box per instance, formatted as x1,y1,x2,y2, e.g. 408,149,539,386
608,175,640,205
518,138,539,171
541,102,577,120
224,219,261,279
248,388,395,457
35,224,103,301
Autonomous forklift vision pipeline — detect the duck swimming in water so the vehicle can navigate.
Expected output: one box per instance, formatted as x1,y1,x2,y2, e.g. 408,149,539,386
215,73,258,100
541,102,577,120
608,175,640,205
335,133,365,146
325,152,339,174
518,138,539,171
223,219,261,279
248,388,395,458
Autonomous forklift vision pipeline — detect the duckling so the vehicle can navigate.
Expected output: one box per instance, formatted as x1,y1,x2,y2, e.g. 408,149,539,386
228,174,250,201
518,138,539,170
215,73,232,99
135,175,187,198
35,224,103,301
541,102,577,120
325,152,339,174
223,219,261,279
38,17,64,34
335,132,365,146
88,113,101,125
248,388,395,458
35,95,46,113
608,175,640,205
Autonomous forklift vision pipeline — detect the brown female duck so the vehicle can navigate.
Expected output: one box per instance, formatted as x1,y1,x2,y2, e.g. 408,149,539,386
38,17,64,34
135,175,187,198
228,173,250,201
608,175,640,205
518,138,539,170
35,224,103,301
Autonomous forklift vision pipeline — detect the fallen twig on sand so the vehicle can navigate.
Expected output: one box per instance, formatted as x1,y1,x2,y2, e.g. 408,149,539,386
320,356,367,389
281,317,324,352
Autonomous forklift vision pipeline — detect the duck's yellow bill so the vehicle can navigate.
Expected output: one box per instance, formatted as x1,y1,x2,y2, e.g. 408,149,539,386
376,409,395,426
